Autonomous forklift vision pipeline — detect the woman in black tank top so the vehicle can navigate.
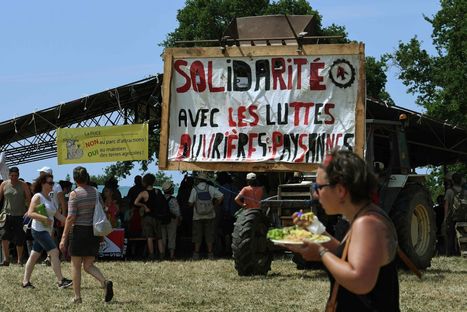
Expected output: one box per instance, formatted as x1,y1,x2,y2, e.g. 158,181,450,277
283,150,400,311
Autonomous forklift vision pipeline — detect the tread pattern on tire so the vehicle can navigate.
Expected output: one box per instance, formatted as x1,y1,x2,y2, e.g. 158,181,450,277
232,209,273,276
391,184,436,269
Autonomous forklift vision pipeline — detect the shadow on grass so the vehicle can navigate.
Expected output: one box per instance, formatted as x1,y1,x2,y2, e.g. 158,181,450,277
425,268,467,274
267,271,328,280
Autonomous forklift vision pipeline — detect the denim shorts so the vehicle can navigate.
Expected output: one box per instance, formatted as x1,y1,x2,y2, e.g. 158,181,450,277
31,229,57,253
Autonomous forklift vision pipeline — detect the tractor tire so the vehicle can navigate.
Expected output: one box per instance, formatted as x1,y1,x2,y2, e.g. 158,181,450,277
391,184,436,269
232,209,273,276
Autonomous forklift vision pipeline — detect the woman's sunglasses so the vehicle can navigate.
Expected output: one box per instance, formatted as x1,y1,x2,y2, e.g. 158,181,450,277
312,183,331,194
46,181,55,186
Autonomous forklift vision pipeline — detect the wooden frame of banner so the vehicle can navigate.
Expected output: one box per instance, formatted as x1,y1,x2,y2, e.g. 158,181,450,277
159,43,365,172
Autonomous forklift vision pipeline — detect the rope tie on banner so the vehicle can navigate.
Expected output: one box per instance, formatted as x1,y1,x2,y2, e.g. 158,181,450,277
57,103,63,119
82,96,88,111
32,111,59,129
13,115,18,133
31,111,39,150
109,88,124,116
129,86,136,99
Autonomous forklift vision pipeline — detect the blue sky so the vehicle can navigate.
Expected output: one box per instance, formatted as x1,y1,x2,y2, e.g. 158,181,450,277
0,0,441,185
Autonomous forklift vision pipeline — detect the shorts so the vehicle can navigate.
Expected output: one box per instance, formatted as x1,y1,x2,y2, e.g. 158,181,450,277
142,216,162,239
69,225,100,257
31,229,57,253
1,215,26,245
192,218,216,245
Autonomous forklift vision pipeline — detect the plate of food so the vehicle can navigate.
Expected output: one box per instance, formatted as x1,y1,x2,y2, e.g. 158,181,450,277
267,226,331,245
270,239,305,245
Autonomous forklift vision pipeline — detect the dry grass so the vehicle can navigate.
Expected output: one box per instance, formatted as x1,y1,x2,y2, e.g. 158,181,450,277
0,256,465,311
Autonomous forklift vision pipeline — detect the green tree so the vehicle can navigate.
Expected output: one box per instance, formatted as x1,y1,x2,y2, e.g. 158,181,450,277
89,174,108,185
163,0,391,100
154,171,173,187
366,56,394,105
107,0,394,180
391,0,466,196
391,0,467,126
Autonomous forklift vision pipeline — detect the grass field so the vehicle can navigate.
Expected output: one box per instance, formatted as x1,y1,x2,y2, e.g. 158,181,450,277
0,256,465,311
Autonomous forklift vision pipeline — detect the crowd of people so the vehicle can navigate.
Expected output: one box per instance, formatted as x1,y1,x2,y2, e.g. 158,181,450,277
1,153,465,309
0,163,268,301
0,166,114,303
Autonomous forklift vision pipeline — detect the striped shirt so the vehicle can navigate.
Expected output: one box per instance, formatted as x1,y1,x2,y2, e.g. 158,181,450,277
68,185,101,226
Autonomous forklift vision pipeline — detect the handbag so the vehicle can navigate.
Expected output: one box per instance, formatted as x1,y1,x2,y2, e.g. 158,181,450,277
0,210,7,228
93,188,112,236
325,231,352,312
23,216,32,233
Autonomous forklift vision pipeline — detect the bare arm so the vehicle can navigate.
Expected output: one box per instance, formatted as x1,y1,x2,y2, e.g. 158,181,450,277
54,209,66,223
234,194,243,207
59,191,76,253
134,191,149,213
22,181,32,209
57,191,67,215
27,194,50,224
0,181,4,202
444,199,449,221
323,215,390,294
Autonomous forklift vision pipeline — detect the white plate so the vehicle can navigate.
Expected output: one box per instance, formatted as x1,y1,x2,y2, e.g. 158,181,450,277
305,235,331,243
271,239,304,245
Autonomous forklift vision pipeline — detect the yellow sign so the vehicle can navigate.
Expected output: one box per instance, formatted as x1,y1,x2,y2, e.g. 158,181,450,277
57,124,148,164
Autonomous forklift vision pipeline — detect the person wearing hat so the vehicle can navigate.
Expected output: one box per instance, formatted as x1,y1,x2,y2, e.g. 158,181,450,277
188,172,223,260
235,172,264,209
0,167,31,266
161,181,181,260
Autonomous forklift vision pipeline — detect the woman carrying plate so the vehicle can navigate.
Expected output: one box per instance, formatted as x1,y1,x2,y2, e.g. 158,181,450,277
284,149,400,311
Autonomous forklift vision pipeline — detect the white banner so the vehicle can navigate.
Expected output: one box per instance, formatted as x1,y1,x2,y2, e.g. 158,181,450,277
168,55,359,164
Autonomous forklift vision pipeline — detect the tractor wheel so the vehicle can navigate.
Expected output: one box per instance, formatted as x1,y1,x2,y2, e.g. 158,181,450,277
391,184,436,269
232,209,273,276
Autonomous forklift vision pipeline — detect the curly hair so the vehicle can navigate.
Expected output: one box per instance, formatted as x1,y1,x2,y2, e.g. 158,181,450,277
320,149,377,204
32,173,53,194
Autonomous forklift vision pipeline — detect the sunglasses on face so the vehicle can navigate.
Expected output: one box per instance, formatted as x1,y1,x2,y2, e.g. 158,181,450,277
46,181,55,186
312,182,331,194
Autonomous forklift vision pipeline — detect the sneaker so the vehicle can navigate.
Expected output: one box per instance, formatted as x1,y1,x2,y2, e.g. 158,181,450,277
208,253,214,260
192,252,200,260
58,278,73,289
0,261,10,267
22,281,35,289
104,280,113,303
43,258,51,267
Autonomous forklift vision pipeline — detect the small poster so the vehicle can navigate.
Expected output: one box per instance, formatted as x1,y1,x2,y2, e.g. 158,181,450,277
57,124,148,164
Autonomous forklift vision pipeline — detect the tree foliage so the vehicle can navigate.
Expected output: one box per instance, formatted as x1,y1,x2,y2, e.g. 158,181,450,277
107,0,394,180
89,174,108,186
366,56,394,104
154,171,173,187
391,0,467,126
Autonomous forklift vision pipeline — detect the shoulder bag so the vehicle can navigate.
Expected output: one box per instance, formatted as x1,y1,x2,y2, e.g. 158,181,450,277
93,188,112,236
325,231,352,312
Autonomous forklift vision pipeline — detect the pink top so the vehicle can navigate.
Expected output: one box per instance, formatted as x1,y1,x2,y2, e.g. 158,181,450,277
238,186,263,209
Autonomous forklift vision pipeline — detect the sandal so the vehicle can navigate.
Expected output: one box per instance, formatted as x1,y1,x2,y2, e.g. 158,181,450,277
22,282,35,289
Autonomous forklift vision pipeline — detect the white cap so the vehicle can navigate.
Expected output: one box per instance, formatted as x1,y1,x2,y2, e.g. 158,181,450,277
246,172,256,180
37,166,53,174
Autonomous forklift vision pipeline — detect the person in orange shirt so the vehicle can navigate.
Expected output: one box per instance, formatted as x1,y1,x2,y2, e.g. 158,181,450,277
235,173,263,209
